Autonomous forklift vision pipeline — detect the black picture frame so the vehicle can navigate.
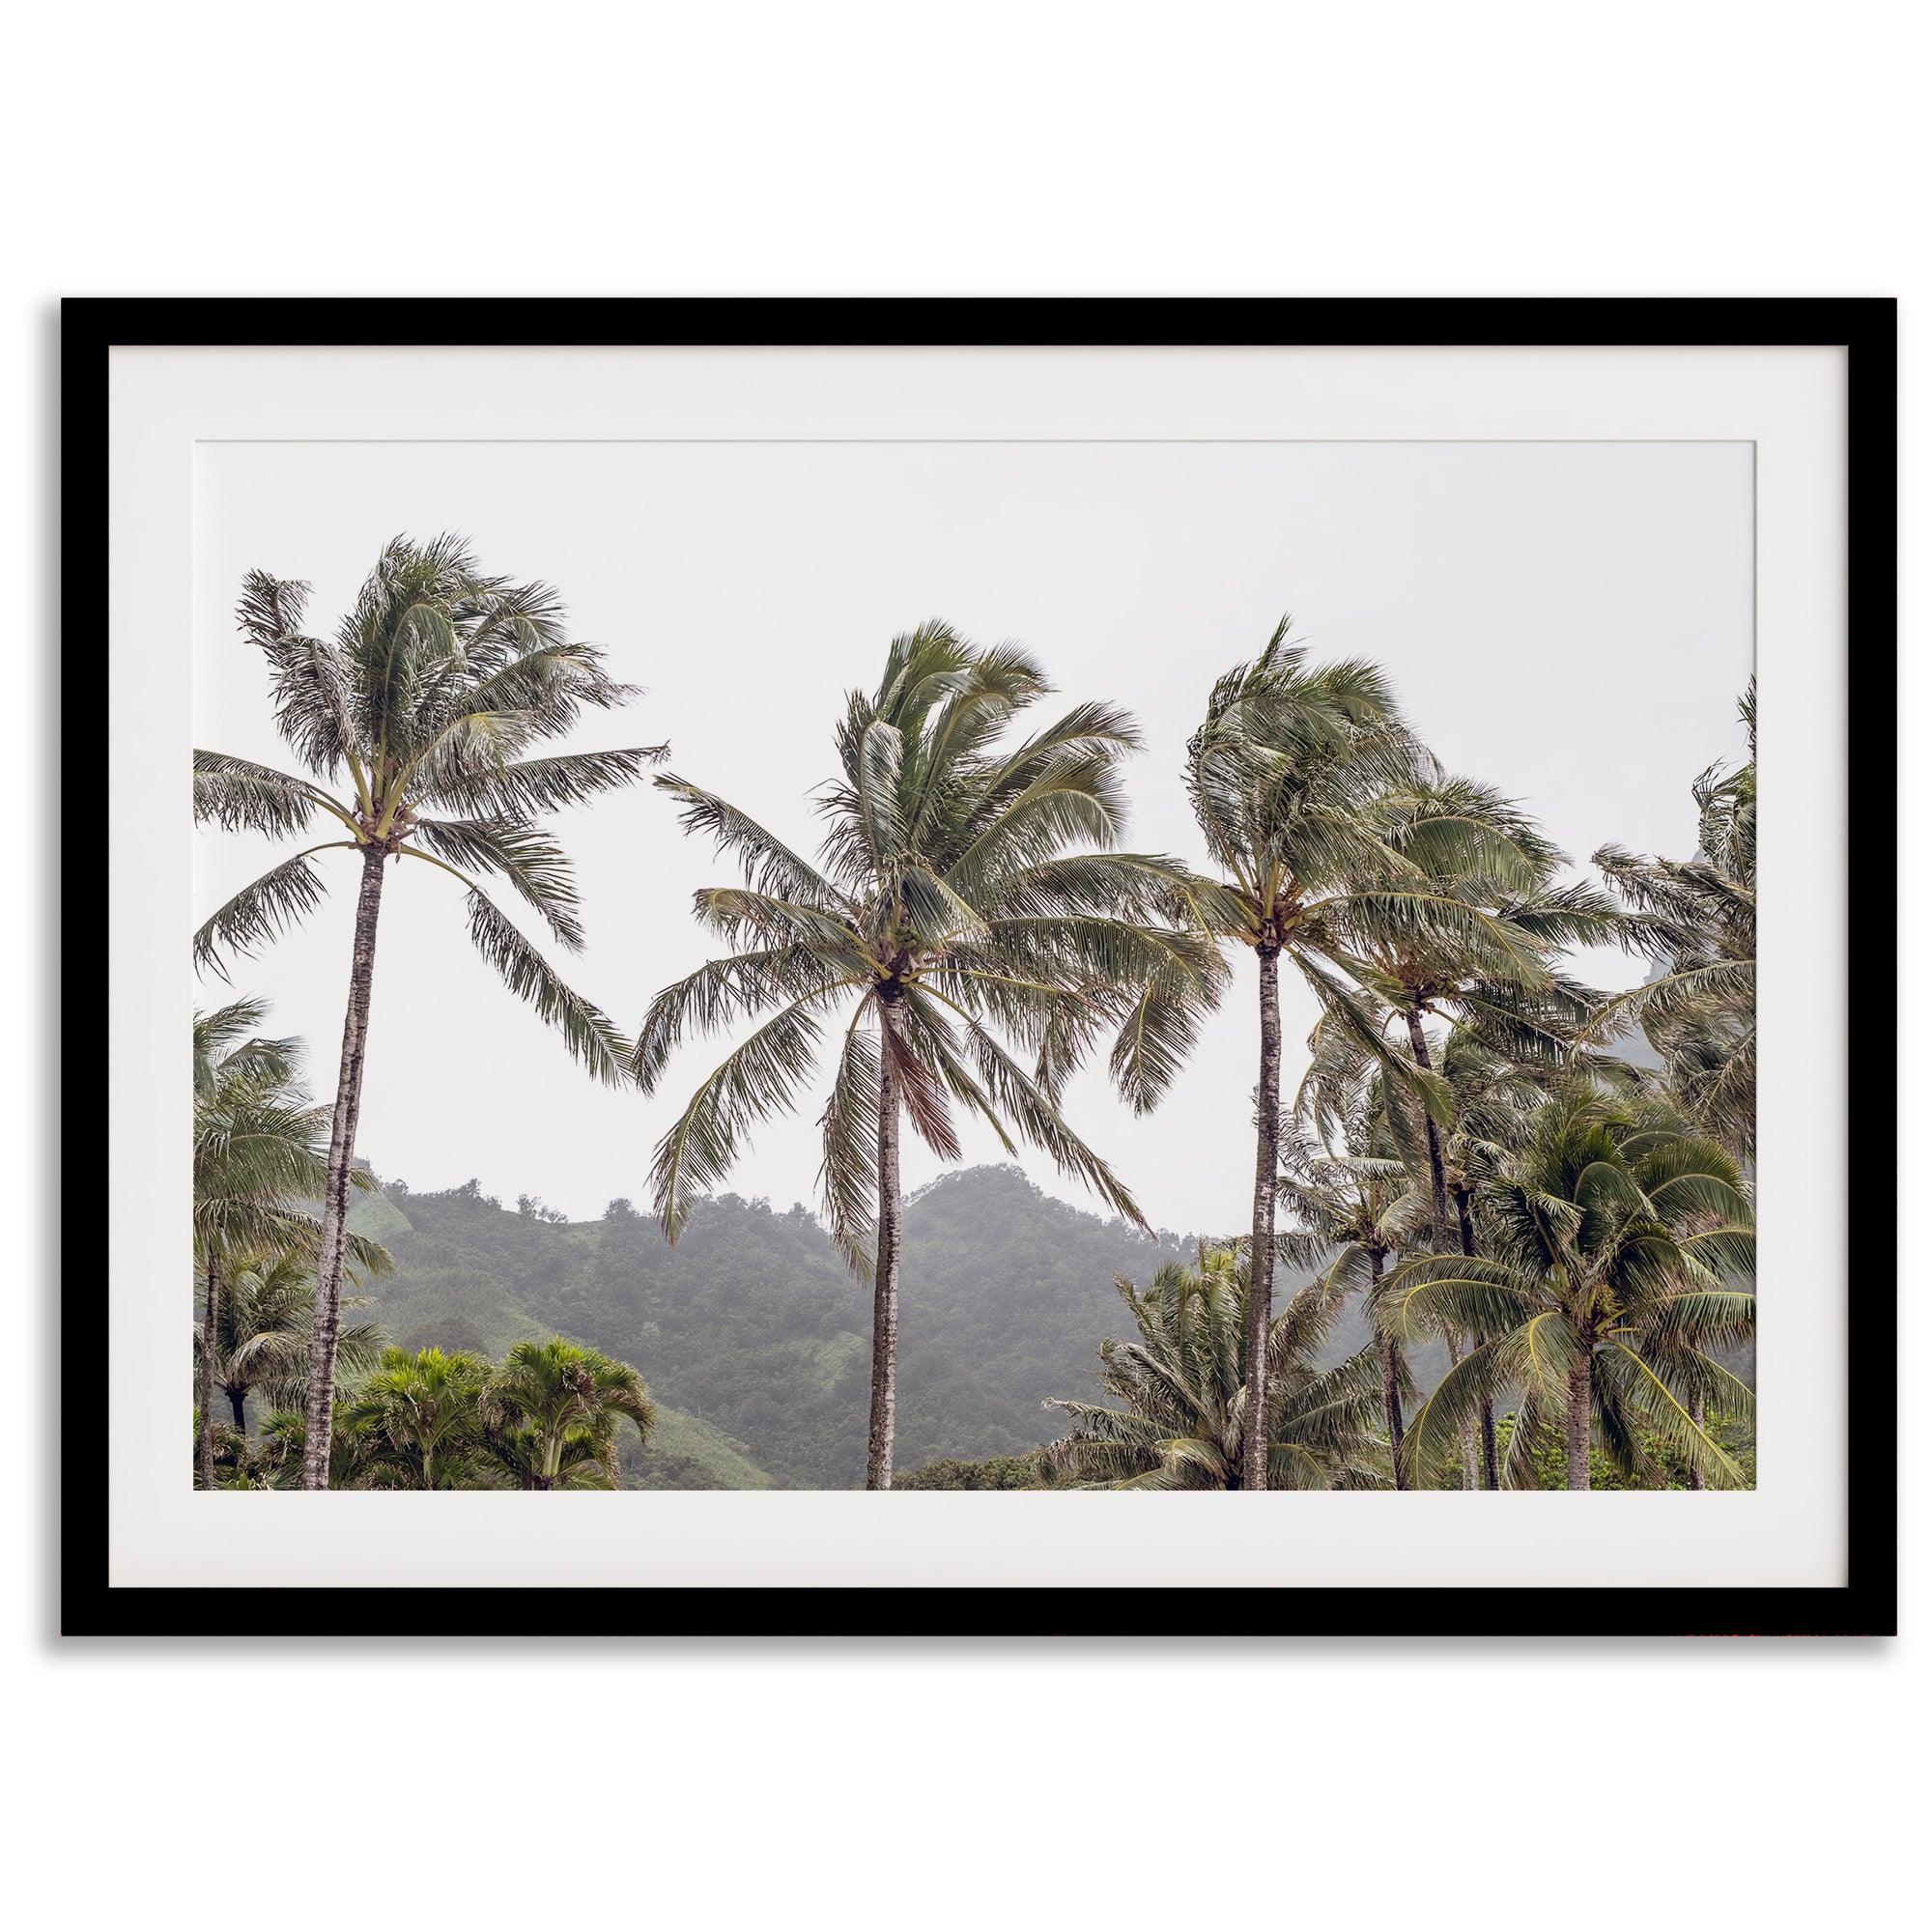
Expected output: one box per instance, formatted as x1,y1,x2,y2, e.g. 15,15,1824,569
65,296,1897,1637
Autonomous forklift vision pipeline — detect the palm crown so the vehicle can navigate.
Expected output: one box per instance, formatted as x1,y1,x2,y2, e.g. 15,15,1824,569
1593,681,1756,1156
639,620,1222,1246
1375,1083,1755,1489
1046,1247,1390,1491
198,1248,384,1438
480,1338,657,1490
193,533,656,1080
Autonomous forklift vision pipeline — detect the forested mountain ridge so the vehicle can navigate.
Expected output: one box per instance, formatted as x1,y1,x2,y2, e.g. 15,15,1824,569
347,1161,1471,1490
351,1165,1237,1488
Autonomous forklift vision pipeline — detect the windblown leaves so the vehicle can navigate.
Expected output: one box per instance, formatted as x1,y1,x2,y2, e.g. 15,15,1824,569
639,618,1224,1258
1046,1246,1388,1490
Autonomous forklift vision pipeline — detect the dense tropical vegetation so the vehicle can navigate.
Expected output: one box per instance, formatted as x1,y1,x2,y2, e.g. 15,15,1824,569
1046,1245,1392,1489
192,540,1754,1492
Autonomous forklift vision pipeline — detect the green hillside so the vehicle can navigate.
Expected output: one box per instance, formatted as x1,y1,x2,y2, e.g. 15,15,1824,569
351,1164,1228,1488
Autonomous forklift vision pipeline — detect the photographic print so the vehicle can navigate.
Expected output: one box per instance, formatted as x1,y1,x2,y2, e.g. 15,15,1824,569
76,302,1892,1630
190,437,1757,1497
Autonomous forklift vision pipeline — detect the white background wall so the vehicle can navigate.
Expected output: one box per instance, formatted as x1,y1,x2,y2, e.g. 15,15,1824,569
4,4,1918,1926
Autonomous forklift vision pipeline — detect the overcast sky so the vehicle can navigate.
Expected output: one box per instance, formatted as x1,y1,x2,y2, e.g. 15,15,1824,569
193,439,1752,1237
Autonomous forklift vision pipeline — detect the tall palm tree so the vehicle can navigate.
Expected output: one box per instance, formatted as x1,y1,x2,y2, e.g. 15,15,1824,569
635,621,1223,1488
480,1338,656,1489
191,1000,387,1488
193,535,658,1488
1593,682,1756,1157
1374,1085,1755,1490
1045,1247,1390,1490
1184,622,1506,1488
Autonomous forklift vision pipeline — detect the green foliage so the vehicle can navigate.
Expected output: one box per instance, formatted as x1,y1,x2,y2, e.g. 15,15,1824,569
893,1453,1070,1491
1046,1245,1391,1489
194,534,657,1075
349,1163,1224,1487
238,1336,660,1492
1495,1409,1757,1492
1593,680,1756,1157
191,587,1759,1501
638,619,1226,1257
1377,1083,1756,1490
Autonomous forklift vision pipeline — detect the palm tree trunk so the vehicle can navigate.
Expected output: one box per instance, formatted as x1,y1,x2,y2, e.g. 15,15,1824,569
866,995,905,1492
1565,1354,1593,1491
1371,1249,1406,1490
1243,948,1282,1492
1443,1330,1480,1490
1454,1185,1499,1491
197,1253,220,1491
226,1388,247,1435
1687,1389,1706,1492
1405,1007,1477,1489
1404,1007,1450,1227
300,842,387,1491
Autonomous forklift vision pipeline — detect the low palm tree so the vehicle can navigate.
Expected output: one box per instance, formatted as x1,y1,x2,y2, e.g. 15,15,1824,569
1593,681,1756,1157
200,1249,383,1436
1374,1085,1755,1489
191,1000,387,1488
480,1338,656,1489
337,1347,495,1490
1045,1246,1390,1490
636,621,1223,1488
1275,1114,1431,1488
193,535,659,1487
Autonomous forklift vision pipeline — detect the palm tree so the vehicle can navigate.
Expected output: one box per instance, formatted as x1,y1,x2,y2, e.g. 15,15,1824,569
191,1000,387,1488
1350,777,1624,1486
635,621,1223,1490
1044,1247,1390,1490
480,1338,656,1489
193,535,659,1488
337,1347,496,1490
202,1249,383,1437
1275,1112,1432,1488
1374,1084,1755,1490
1184,621,1501,1488
1593,682,1756,1157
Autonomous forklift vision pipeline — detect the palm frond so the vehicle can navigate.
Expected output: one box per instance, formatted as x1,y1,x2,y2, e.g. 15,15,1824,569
462,887,632,1085
192,845,344,979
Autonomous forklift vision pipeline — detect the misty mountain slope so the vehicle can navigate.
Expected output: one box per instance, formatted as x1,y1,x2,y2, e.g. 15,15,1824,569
345,1163,1520,1488
352,1165,1229,1487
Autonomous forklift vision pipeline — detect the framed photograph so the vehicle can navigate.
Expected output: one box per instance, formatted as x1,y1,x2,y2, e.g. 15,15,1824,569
71,298,1895,1636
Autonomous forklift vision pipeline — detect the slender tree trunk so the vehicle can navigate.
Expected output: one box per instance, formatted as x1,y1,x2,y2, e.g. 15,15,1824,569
866,994,905,1492
226,1387,247,1435
1455,1184,1499,1491
1687,1389,1706,1492
1565,1352,1593,1491
197,1253,220,1491
1371,1249,1406,1490
1443,1330,1480,1490
1243,948,1282,1492
1405,1007,1450,1228
300,843,387,1490
1405,1007,1477,1489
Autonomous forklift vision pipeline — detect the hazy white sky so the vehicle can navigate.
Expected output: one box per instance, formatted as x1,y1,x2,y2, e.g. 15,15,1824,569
193,439,1751,1237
